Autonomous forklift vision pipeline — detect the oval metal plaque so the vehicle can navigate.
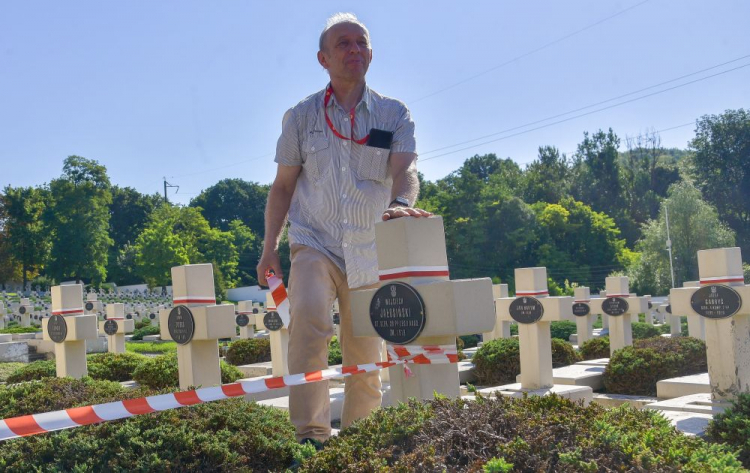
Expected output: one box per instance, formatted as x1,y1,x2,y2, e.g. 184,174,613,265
648,301,653,310
19,306,26,315
263,311,284,331
236,313,250,327
602,297,629,316
369,282,426,344
666,304,672,314
47,315,68,343
103,319,119,336
572,302,591,317
252,308,259,314
690,284,742,319
85,302,94,311
149,313,156,320
168,305,195,345
126,314,133,319
509,297,544,324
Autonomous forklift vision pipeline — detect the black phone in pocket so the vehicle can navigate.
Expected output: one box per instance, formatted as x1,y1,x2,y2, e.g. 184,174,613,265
366,128,394,150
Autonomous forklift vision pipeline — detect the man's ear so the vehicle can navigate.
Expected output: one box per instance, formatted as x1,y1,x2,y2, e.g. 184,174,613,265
317,50,328,69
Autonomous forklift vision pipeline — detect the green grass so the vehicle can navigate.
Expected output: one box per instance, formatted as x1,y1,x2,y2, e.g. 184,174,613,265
0,362,26,382
126,341,176,354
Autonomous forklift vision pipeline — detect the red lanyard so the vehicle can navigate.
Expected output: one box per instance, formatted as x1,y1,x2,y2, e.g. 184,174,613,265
324,85,369,145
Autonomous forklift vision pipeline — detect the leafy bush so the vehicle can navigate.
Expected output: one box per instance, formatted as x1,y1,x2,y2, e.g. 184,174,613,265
225,338,271,366
328,336,342,365
6,360,56,383
86,352,147,382
0,362,26,382
300,395,743,472
632,322,661,339
550,321,577,341
126,341,176,354
604,336,708,396
133,319,152,330
551,339,581,367
579,336,610,360
707,393,750,468
472,338,520,385
130,324,160,341
0,326,40,334
0,379,302,472
133,353,243,389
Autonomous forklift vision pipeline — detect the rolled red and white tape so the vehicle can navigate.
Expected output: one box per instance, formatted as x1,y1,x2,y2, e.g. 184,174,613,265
0,344,456,442
266,273,290,326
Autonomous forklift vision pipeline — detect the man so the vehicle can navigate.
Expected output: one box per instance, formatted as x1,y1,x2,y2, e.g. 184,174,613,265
257,13,431,445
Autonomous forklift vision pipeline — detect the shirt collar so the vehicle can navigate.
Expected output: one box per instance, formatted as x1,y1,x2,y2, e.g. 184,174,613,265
324,82,371,112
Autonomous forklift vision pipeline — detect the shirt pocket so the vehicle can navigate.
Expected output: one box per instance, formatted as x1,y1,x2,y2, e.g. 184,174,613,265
354,145,389,182
303,137,332,184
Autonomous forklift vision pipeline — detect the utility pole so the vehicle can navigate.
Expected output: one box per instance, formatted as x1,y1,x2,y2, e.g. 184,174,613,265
665,203,676,289
163,177,179,203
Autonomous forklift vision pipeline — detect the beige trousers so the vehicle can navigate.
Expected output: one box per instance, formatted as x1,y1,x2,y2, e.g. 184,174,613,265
287,244,382,442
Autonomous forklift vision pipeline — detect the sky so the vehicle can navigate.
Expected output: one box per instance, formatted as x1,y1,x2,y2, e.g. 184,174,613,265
1,0,748,206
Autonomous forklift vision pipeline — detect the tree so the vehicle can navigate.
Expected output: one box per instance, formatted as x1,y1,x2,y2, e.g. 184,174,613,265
522,146,570,204
628,181,735,295
45,156,113,285
0,186,50,288
189,179,269,234
689,109,750,261
228,219,262,286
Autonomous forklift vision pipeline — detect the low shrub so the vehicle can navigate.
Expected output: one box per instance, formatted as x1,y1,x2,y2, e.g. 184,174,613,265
126,341,176,354
130,324,160,341
707,393,750,468
472,338,520,386
225,338,271,366
604,336,708,396
632,321,661,339
300,395,743,471
0,362,26,382
133,353,243,389
133,319,152,330
86,352,147,382
6,360,56,383
551,338,581,367
0,379,302,471
550,320,577,341
328,336,342,365
579,336,610,360
0,326,40,334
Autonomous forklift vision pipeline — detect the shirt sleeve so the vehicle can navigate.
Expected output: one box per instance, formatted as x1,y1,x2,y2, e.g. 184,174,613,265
390,104,417,155
274,107,303,166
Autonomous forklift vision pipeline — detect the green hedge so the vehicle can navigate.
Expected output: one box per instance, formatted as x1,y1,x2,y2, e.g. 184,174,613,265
225,338,271,366
550,321,577,341
6,353,150,384
129,324,160,341
0,326,40,334
132,353,243,389
473,338,580,386
603,336,708,396
632,322,662,340
579,336,610,360
707,393,750,468
300,395,742,471
328,336,342,365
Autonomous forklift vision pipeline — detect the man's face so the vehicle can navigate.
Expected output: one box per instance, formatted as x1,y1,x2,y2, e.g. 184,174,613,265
318,22,372,82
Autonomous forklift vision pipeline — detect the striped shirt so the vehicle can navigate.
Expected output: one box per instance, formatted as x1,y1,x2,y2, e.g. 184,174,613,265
275,83,417,289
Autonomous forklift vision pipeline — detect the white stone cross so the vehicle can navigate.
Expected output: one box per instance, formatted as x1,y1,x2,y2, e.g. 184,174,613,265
589,277,648,356
670,247,750,400
101,303,134,353
483,284,510,342
261,291,289,377
572,286,597,345
681,281,706,340
236,300,256,339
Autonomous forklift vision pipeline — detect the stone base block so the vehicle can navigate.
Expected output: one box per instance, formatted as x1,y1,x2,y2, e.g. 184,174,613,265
12,333,38,341
458,361,476,385
517,363,604,390
0,341,29,362
656,410,713,437
142,335,161,341
592,393,658,409
27,338,55,354
86,337,108,353
462,347,478,359
0,334,12,342
237,361,273,378
479,383,593,405
645,392,730,416
656,372,710,399
577,358,609,367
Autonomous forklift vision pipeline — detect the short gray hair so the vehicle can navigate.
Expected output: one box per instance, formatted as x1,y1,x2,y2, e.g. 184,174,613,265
319,13,370,51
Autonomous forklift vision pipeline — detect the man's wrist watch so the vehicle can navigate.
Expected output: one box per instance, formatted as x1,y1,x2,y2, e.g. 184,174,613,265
388,196,410,209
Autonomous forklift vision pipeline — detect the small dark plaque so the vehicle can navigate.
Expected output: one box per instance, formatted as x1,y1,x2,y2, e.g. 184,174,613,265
572,302,591,317
103,319,119,336
47,315,67,343
149,313,156,320
252,308,259,314
690,285,742,319
666,304,672,314
369,282,426,344
126,314,132,319
168,305,195,345
263,311,284,331
648,301,653,310
85,302,94,311
509,297,544,324
19,306,26,315
332,312,340,325
602,297,629,316
236,313,250,327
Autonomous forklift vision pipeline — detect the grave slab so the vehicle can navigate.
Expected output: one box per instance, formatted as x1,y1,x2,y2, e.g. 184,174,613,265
656,410,713,437
516,363,605,390
237,361,273,378
0,334,12,342
656,372,711,399
592,393,659,410
645,392,731,416
0,341,29,362
479,383,593,405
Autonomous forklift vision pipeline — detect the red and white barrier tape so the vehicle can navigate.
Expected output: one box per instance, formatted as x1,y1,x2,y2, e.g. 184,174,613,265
0,344,456,442
267,273,290,326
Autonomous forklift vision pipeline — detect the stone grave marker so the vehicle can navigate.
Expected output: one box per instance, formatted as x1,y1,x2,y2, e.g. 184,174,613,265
159,264,235,389
589,277,648,356
0,302,5,329
483,284,511,341
657,299,681,336
262,291,289,377
84,292,103,315
236,300,256,339
18,298,33,327
681,281,706,340
100,303,134,353
572,286,596,345
42,284,98,378
350,216,495,402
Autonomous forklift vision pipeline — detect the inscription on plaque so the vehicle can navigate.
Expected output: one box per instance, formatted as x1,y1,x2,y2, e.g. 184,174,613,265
47,315,68,343
572,302,591,317
236,313,250,327
85,302,94,311
103,319,119,336
509,297,544,324
19,306,26,315
263,311,284,331
690,285,742,319
369,282,426,344
602,297,629,316
168,306,195,345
